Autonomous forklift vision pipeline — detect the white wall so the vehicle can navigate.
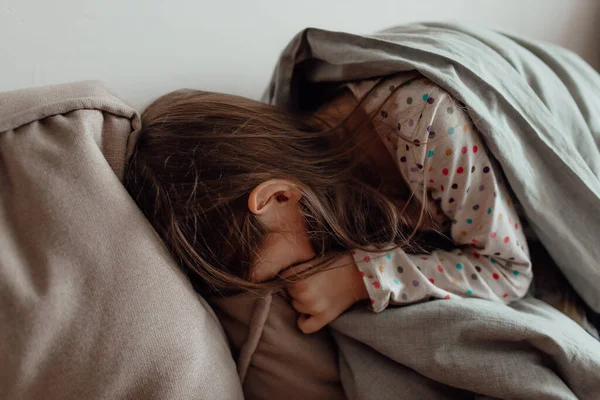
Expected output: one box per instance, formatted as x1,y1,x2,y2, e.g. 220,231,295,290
1,0,598,109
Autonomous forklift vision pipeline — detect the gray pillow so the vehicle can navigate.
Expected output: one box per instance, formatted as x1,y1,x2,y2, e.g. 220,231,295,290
0,81,243,399
211,292,346,400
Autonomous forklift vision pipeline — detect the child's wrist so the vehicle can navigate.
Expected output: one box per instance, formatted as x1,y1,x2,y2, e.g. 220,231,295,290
347,256,369,301
356,274,369,301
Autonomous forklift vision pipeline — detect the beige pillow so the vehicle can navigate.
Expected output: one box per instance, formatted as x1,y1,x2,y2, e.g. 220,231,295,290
0,82,243,399
211,292,346,400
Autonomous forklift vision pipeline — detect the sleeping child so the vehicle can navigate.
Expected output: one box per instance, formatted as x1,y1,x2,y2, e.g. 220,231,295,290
125,72,533,334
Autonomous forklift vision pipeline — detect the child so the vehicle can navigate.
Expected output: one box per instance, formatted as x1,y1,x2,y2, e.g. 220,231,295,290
125,72,531,334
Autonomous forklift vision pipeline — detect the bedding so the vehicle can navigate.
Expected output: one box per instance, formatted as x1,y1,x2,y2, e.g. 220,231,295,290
260,23,600,398
211,292,345,400
0,82,243,399
331,297,600,399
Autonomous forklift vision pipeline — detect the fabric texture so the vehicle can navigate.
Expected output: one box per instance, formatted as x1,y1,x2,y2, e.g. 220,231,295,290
263,23,600,398
0,81,243,399
346,74,532,311
211,292,346,400
331,297,600,400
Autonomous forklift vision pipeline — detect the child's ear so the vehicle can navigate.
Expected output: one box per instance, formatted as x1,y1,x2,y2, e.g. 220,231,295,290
248,179,301,216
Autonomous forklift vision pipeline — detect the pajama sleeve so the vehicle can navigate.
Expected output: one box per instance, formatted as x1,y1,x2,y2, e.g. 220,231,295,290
351,77,532,312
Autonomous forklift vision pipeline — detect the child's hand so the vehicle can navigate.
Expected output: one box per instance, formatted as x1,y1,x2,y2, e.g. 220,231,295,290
284,253,369,334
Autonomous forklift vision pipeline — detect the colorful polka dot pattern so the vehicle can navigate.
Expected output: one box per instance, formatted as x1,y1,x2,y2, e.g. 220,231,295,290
346,74,532,312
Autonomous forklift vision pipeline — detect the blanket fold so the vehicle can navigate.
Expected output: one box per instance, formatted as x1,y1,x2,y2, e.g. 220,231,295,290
331,297,600,399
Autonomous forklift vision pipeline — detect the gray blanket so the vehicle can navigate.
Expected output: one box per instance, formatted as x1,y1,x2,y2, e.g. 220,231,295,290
331,297,600,399
264,24,600,398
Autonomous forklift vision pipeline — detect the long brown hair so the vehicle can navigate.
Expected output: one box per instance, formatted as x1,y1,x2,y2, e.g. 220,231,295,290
124,86,428,296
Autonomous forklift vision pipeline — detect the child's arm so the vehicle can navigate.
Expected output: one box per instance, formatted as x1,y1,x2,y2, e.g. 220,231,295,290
354,77,532,312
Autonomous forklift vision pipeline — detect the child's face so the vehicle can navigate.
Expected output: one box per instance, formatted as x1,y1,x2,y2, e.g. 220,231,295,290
251,199,315,283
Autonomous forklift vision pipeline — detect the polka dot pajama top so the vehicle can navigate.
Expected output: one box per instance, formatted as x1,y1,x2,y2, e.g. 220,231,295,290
346,73,533,312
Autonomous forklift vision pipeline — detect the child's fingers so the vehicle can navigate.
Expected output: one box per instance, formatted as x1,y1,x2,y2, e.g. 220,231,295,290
279,254,322,280
280,263,312,280
297,314,328,334
285,283,300,298
291,299,311,315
